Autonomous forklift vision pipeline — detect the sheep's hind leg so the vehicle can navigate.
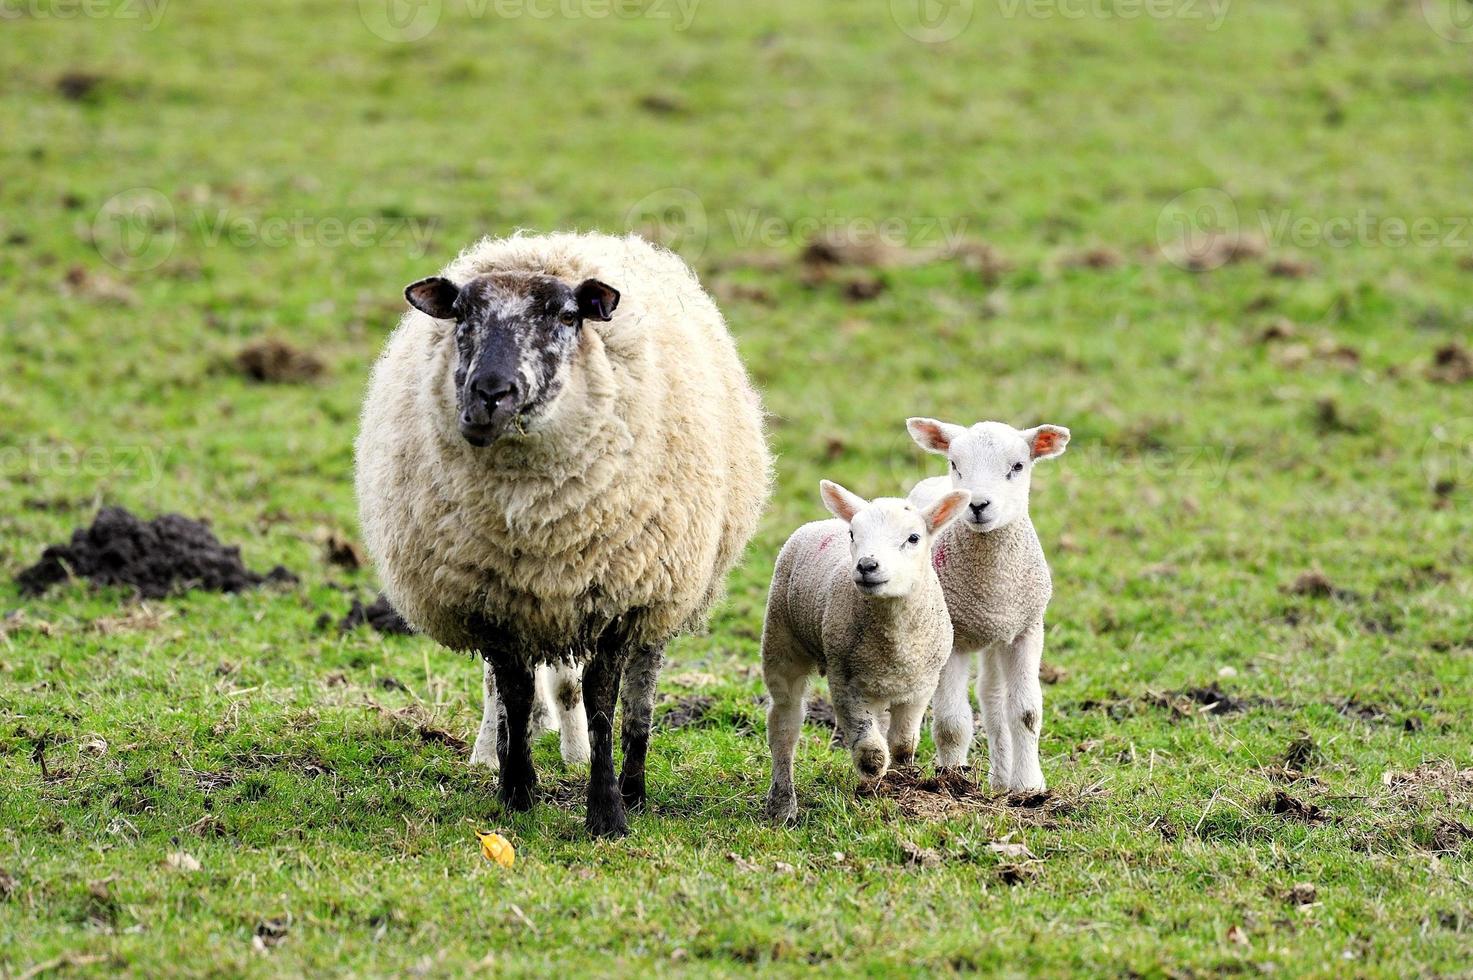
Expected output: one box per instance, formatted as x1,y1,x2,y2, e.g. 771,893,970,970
488,658,538,811
469,658,501,770
978,645,1014,793
550,661,591,767
582,634,628,838
763,657,808,826
618,643,664,810
1001,625,1046,793
930,650,974,769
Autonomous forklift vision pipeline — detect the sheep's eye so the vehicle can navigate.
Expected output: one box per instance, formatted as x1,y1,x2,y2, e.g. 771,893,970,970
1010,461,1025,475
907,533,921,545
558,311,578,327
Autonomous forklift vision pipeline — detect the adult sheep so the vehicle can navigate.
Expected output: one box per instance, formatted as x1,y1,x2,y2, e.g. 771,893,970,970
355,232,770,837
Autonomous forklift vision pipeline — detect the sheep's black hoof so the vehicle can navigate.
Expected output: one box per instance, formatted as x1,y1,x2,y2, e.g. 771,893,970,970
498,776,537,812
619,773,647,811
586,803,629,838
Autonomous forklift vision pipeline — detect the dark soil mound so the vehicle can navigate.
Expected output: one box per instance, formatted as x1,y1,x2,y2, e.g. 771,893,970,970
338,594,414,635
16,507,296,599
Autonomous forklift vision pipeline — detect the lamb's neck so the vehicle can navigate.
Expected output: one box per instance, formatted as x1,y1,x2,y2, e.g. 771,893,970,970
942,514,1035,568
856,576,943,644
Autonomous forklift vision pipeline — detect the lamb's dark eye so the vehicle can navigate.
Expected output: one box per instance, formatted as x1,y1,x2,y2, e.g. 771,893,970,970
558,311,578,327
907,533,921,545
1013,462,1025,473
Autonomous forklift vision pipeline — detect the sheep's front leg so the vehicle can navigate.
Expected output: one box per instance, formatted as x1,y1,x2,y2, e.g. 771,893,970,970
582,638,628,838
763,655,809,826
469,658,501,770
618,644,664,810
1001,624,1046,793
488,658,538,811
977,645,1014,792
930,650,974,769
832,683,888,782
549,661,591,767
886,699,927,768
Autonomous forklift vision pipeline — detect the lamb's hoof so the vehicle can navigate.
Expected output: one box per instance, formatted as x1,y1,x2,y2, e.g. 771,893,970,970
561,733,591,769
764,789,798,827
855,745,889,781
498,779,536,812
890,748,916,767
619,774,647,811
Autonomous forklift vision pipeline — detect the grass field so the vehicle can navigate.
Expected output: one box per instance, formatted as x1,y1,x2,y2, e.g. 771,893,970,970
3,0,1472,975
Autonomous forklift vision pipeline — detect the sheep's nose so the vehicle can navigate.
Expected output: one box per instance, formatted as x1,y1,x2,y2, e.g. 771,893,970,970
470,376,516,409
856,557,880,576
969,500,991,516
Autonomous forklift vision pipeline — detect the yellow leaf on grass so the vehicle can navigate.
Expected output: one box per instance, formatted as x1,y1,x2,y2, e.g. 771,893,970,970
478,832,515,869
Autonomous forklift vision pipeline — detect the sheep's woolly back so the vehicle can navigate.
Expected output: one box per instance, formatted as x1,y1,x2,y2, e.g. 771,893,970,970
355,232,771,655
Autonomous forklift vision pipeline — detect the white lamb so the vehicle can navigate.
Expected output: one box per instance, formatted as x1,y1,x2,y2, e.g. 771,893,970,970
356,232,770,837
762,479,971,824
469,661,589,770
906,418,1070,793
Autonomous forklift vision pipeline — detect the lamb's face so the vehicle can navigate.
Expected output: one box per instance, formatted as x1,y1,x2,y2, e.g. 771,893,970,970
819,481,970,599
907,418,1070,533
403,272,620,447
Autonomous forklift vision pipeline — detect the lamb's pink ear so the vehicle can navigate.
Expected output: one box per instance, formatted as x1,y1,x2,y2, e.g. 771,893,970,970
1023,425,1071,461
819,480,867,523
922,489,971,534
907,417,966,455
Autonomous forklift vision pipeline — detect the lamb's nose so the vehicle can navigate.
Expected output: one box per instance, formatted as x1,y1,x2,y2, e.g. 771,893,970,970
970,500,991,516
856,557,879,576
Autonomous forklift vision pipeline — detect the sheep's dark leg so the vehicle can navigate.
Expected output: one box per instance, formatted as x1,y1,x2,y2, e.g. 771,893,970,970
582,638,628,838
618,643,664,810
488,658,538,812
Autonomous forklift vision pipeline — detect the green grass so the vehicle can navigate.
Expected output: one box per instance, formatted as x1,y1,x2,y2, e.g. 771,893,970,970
2,0,1472,975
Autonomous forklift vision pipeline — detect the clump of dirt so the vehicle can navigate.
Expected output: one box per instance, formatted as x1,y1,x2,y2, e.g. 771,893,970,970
658,694,714,730
1427,343,1473,384
62,265,136,305
800,234,903,270
1060,247,1124,270
323,533,364,570
363,698,467,752
16,507,295,599
1286,569,1357,600
1151,685,1253,717
1268,257,1315,279
637,92,687,115
840,275,886,302
1265,790,1328,823
234,338,325,383
1282,733,1321,770
336,594,413,635
56,71,105,101
863,767,1104,824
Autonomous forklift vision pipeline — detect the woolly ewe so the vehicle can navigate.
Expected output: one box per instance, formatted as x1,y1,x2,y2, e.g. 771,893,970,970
907,418,1070,793
356,233,770,837
762,480,971,824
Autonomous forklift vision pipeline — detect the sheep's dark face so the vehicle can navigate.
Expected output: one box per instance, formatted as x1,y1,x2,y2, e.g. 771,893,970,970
404,272,620,447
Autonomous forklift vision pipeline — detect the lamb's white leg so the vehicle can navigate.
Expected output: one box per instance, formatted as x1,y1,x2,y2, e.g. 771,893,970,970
530,665,558,736
886,699,927,768
1001,624,1046,793
977,644,1013,792
832,688,889,782
763,655,809,825
931,650,974,768
548,661,590,767
469,658,500,770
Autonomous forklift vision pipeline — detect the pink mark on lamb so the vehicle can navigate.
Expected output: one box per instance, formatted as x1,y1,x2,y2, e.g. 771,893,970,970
817,533,836,554
932,541,948,571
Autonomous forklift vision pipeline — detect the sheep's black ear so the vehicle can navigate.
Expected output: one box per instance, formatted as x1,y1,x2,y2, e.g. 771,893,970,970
405,277,460,319
575,279,620,322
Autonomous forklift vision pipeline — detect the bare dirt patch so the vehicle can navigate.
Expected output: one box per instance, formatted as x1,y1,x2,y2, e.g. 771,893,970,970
16,507,296,599
862,767,1105,825
363,698,467,753
658,695,714,731
1427,343,1473,384
334,594,413,635
234,338,326,383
